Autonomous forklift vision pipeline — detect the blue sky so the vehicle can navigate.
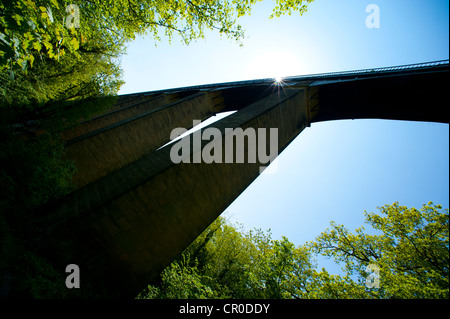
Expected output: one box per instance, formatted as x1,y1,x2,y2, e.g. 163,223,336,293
118,0,449,273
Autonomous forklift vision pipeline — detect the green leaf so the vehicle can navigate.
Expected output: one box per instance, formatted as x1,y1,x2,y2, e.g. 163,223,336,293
33,41,42,52
29,53,34,67
49,0,59,8
42,40,52,51
69,37,79,50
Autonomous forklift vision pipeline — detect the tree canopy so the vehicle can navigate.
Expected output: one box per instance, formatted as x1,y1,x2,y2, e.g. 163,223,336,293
138,202,449,299
1,0,315,73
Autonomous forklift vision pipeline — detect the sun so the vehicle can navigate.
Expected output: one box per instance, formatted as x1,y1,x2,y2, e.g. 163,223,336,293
245,49,299,82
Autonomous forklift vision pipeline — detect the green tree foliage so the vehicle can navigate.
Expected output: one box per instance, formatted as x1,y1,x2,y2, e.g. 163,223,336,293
138,217,317,299
1,0,126,122
313,202,449,298
1,0,315,71
138,203,449,299
1,0,315,77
